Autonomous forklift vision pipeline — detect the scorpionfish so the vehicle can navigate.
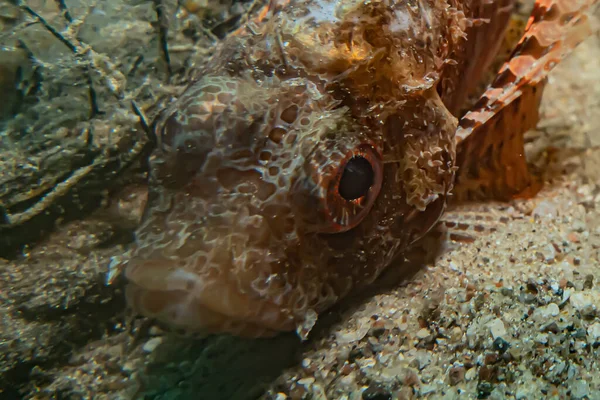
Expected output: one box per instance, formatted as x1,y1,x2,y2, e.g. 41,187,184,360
124,0,598,338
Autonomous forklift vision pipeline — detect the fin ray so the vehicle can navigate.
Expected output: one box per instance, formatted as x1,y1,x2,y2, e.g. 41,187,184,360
453,0,598,202
442,0,516,115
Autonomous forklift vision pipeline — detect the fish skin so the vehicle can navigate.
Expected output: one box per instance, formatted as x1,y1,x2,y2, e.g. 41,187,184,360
123,0,597,338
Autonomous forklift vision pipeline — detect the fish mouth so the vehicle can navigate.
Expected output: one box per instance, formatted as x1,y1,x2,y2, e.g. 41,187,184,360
124,259,296,337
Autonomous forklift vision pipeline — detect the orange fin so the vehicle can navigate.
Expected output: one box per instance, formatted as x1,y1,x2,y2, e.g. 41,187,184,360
443,0,516,115
453,0,598,202
454,82,545,202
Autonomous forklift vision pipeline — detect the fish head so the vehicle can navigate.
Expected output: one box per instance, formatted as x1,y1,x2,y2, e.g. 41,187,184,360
125,0,462,337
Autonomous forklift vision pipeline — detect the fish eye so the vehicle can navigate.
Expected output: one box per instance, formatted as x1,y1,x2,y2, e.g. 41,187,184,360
338,156,374,201
291,142,383,234
320,143,382,232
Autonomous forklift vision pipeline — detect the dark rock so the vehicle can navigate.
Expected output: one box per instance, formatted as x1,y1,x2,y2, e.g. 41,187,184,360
448,366,465,385
362,384,392,400
477,381,494,399
493,337,510,354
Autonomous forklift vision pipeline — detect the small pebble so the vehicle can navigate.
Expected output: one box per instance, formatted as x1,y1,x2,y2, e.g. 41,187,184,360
583,275,594,289
570,292,597,312
122,361,135,373
142,337,163,353
571,379,590,399
448,366,465,385
541,322,560,334
413,350,432,370
484,353,498,365
581,304,597,319
533,200,558,219
560,289,571,306
518,292,537,304
477,381,494,399
568,364,580,380
515,388,528,400
535,333,549,345
493,337,510,353
465,367,478,381
416,328,431,339
362,384,391,400
532,303,559,322
420,384,437,395
541,243,556,263
297,377,315,387
488,318,507,340
587,322,600,342
450,327,463,341
572,328,587,339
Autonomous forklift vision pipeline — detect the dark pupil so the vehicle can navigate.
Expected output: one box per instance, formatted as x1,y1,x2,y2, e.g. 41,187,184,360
338,156,374,201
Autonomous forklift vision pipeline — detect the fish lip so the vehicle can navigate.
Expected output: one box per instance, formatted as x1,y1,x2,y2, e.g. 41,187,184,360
124,258,297,336
125,283,282,338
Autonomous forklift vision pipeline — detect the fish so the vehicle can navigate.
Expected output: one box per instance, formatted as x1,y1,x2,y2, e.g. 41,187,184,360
123,0,598,338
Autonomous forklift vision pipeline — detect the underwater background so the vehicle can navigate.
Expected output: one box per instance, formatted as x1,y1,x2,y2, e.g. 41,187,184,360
1,0,600,399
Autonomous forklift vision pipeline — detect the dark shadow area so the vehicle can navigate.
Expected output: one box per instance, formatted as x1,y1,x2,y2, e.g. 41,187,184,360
0,143,151,259
0,274,129,396
137,333,303,400
135,231,445,400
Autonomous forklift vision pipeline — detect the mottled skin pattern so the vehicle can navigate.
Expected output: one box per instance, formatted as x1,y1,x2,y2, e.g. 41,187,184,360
124,0,598,338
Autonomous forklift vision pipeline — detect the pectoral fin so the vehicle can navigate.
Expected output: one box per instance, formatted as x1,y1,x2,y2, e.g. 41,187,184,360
454,81,545,202
442,0,516,115
453,0,598,202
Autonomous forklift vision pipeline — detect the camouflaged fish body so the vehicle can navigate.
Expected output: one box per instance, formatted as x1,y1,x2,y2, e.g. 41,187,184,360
124,0,597,338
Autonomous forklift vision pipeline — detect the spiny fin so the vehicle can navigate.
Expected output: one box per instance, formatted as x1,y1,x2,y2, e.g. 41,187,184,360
444,0,516,115
455,10,530,116
454,82,545,202
453,0,598,202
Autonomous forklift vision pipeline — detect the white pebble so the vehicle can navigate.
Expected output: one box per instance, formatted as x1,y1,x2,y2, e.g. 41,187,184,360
532,303,560,322
297,377,315,387
533,200,558,219
587,322,600,341
571,379,590,399
488,318,507,340
416,328,431,339
539,243,556,263
535,333,549,345
142,337,163,353
465,368,478,381
570,292,599,311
